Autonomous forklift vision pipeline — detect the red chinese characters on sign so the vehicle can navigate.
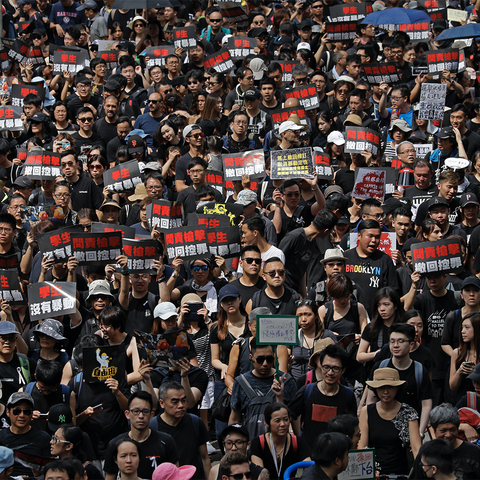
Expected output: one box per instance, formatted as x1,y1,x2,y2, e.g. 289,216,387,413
39,285,62,299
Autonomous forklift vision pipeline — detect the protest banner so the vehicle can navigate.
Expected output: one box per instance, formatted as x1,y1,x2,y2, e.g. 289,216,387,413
146,200,182,231
11,84,45,108
348,232,396,258
0,105,23,131
145,45,176,67
284,84,320,111
122,238,159,273
16,148,28,162
83,345,126,382
227,37,256,60
37,227,75,263
0,269,25,306
328,2,370,21
353,166,397,196
14,452,52,471
414,143,434,157
338,449,375,480
352,167,386,202
103,160,143,193
256,315,299,345
0,49,10,71
312,150,334,180
27,45,45,66
204,48,235,73
8,39,29,64
418,83,448,121
48,44,88,65
207,226,242,258
275,61,300,83
271,147,314,180
217,2,248,22
97,50,118,70
411,238,463,274
173,26,197,49
325,21,357,40
223,150,265,180
427,49,466,76
363,63,401,85
136,329,193,368
70,231,122,265
28,282,77,322
378,22,431,42
52,50,89,74
0,255,18,270
344,127,381,156
165,227,210,262
91,222,136,239
205,170,225,194
22,152,62,179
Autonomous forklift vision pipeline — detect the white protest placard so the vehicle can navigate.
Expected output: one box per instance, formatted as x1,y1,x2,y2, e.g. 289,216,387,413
418,83,447,121
256,315,298,346
338,449,376,480
447,8,467,22
352,168,386,202
414,143,433,158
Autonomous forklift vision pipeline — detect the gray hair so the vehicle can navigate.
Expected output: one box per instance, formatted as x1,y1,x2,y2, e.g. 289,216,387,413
429,403,460,429
333,51,346,65
292,64,309,77
158,381,184,401
397,141,414,155
248,307,271,323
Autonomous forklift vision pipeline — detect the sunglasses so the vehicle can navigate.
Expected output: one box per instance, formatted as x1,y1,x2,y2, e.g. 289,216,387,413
285,192,300,197
189,133,205,139
354,198,363,205
148,99,159,104
192,265,209,272
89,164,103,170
264,269,285,278
295,299,314,307
244,258,262,265
255,355,275,364
78,117,94,123
12,408,32,416
229,474,252,480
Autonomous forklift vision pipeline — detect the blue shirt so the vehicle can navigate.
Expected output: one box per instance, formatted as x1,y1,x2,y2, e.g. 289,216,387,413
133,113,164,148
49,1,86,45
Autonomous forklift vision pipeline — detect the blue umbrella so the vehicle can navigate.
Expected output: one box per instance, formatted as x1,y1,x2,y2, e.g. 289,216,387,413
361,7,432,25
436,23,480,41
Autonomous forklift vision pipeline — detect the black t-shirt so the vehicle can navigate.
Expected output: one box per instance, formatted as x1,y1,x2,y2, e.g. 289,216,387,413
177,185,225,217
70,174,104,211
414,289,457,379
71,132,106,164
67,94,101,121
230,277,266,308
0,355,36,401
93,117,119,146
126,292,159,335
251,286,300,316
464,129,480,159
104,430,178,478
403,184,437,221
153,414,209,480
28,382,70,432
335,167,359,194
267,206,314,244
415,195,461,227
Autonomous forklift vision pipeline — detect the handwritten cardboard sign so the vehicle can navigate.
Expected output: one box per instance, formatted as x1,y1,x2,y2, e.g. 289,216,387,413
52,50,89,74
418,83,447,121
122,238,160,273
146,45,176,67
27,282,77,322
23,152,62,179
411,238,463,274
338,449,375,480
352,167,386,202
204,48,234,73
447,8,467,22
271,147,314,180
325,21,357,40
0,105,23,131
11,84,45,107
227,37,256,59
83,345,126,382
70,231,122,265
344,127,381,156
256,315,299,346
103,160,143,193
0,269,25,306
427,49,466,76
284,84,320,111
312,150,334,180
146,200,182,231
223,149,265,181
363,63,401,85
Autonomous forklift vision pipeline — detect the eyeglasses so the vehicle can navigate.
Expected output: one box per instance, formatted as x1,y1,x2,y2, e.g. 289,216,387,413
132,274,150,281
398,149,416,155
89,164,103,170
366,213,386,220
285,192,300,197
76,84,89,89
146,185,163,191
148,99,159,104
78,117,94,123
51,436,71,444
54,193,71,198
207,81,219,86
129,408,152,416
321,365,342,373
61,161,75,167
0,228,13,234
210,18,222,22
228,473,252,480
255,355,275,364
189,169,205,174
0,334,16,343
389,339,408,345
12,408,32,416
224,439,247,448
391,96,404,101
244,76,254,81
244,258,262,265
188,133,205,139
264,269,286,278
193,265,209,272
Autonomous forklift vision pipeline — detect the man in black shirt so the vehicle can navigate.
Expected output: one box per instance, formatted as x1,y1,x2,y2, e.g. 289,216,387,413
231,246,265,308
106,116,132,164
404,160,436,222
93,95,119,146
71,107,106,164
66,76,100,121
224,111,261,154
450,104,480,160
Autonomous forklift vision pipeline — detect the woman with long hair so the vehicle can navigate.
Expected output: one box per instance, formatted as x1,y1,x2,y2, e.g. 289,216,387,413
113,438,142,480
206,72,229,101
190,91,207,123
417,218,444,242
199,93,228,135
325,131,347,169
87,154,110,199
296,49,316,74
467,151,480,184
110,22,124,41
312,111,335,149
250,403,309,480
154,119,185,164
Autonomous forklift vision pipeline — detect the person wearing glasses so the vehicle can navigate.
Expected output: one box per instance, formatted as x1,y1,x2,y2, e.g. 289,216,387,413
66,77,100,121
418,439,456,480
224,67,254,116
133,92,165,150
224,111,262,154
71,107,106,165
0,393,51,478
175,124,205,192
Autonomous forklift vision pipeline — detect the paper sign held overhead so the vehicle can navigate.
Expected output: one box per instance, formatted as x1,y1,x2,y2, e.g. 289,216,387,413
23,152,62,179
103,160,143,193
344,127,381,156
256,315,299,346
227,37,256,59
411,238,463,275
0,269,25,306
352,168,386,202
204,48,234,73
338,449,376,480
146,45,176,67
363,63,401,85
427,49,466,76
270,147,314,180
83,345,126,382
27,282,77,322
223,150,265,181
122,238,160,274
173,26,197,49
312,150,334,180
284,84,320,111
70,231,123,265
418,83,447,121
146,200,183,232
0,105,23,131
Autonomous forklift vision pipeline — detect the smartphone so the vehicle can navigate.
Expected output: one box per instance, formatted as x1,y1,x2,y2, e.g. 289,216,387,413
37,413,48,417
93,404,103,410
184,303,202,322
464,361,474,366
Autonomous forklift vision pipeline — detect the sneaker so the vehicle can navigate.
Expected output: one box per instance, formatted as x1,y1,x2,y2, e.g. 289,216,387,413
207,442,216,455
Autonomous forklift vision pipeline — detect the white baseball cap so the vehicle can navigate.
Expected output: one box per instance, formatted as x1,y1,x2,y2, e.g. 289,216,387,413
279,120,304,134
327,131,345,146
297,42,311,51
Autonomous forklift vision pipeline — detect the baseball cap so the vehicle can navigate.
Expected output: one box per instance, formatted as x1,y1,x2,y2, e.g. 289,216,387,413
382,197,404,215
427,196,450,210
0,448,14,474
171,75,186,87
433,19,448,30
34,319,67,342
127,135,145,154
153,302,178,320
467,363,480,383
220,423,249,442
7,392,33,408
279,120,304,134
218,285,241,303
327,131,345,146
297,42,311,51
77,0,97,10
183,124,202,139
437,126,455,140
249,28,268,38
337,214,350,225
274,36,293,46
460,192,479,207
461,276,480,290
143,162,163,173
409,131,427,143
244,88,261,100
47,403,74,431
250,58,268,81
28,112,48,123
235,189,257,206
299,20,312,30
104,79,121,91
324,185,343,197
402,237,421,253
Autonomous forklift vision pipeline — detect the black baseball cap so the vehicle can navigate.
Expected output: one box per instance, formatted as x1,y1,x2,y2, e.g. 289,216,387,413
427,196,450,210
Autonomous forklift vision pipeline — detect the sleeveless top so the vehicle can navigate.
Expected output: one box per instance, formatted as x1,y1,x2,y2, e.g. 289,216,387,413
323,299,360,336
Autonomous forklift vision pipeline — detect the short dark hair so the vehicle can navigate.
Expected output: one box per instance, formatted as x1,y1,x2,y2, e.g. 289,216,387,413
319,344,348,368
72,334,102,368
312,209,338,231
327,274,353,299
99,306,126,332
128,391,153,410
241,245,261,258
311,433,352,467
0,213,16,230
264,402,291,426
279,179,300,193
419,439,454,475
35,359,63,387
244,215,265,238
451,103,468,116
187,157,208,171
392,207,412,220
358,219,380,232
159,381,184,401
327,414,359,438
260,77,276,90
53,181,72,195
389,323,415,343
236,66,252,80
145,171,165,185
360,198,382,215
263,256,284,269
250,339,274,356
112,438,139,460
220,452,249,477
194,184,216,201
350,88,366,102
44,460,76,480
347,54,361,65
24,94,42,108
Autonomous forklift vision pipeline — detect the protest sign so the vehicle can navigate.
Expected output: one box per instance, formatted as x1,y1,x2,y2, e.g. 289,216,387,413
37,227,74,263
17,148,28,162
14,452,52,471
97,50,118,70
223,150,265,181
325,21,357,40
256,315,299,346
103,160,143,193
0,255,18,270
414,143,434,157
197,202,242,225
48,44,87,65
0,49,10,71
22,152,62,179
338,449,375,480
28,282,77,322
136,329,193,367
363,63,401,85
284,84,320,111
146,200,182,231
207,226,242,258
328,2,370,21
412,65,429,75
227,37,256,59
271,107,308,126
83,345,126,382
418,83,447,121
27,46,45,66
191,213,232,229
8,39,29,64
348,232,396,258
91,222,136,239
217,2,248,22
204,48,235,73
205,170,225,194
52,50,89,74
427,49,466,76
225,179,260,199
165,227,210,262
411,238,463,274
173,26,197,49
70,231,122,265
418,0,446,11
146,45,176,67
352,167,386,201
11,84,45,107
0,269,25,306
0,106,23,131
275,61,300,83
344,127,381,156
447,8,467,22
122,238,159,274
312,150,334,180
378,22,431,42
271,147,314,180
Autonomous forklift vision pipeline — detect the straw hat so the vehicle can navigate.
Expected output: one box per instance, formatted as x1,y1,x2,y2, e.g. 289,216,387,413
365,367,406,389
287,113,310,132
308,337,335,369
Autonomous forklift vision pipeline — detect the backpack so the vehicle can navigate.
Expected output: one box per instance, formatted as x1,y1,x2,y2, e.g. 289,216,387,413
305,370,314,385
150,412,201,439
72,372,84,399
236,373,292,440
379,359,423,398
25,382,70,403
259,433,297,455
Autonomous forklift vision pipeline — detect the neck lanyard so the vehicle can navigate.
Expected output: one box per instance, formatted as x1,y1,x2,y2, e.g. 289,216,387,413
270,433,286,478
